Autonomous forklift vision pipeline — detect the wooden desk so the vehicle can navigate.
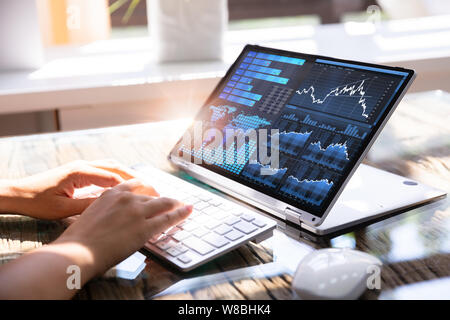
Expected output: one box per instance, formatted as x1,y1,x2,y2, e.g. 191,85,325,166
0,91,449,299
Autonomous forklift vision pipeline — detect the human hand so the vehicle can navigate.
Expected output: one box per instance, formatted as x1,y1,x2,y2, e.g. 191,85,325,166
0,159,158,219
55,179,192,277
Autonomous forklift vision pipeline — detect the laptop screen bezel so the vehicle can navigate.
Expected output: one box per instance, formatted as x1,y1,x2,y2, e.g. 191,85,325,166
169,44,416,225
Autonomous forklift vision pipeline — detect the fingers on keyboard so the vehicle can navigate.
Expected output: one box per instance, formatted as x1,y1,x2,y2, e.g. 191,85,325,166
143,170,275,269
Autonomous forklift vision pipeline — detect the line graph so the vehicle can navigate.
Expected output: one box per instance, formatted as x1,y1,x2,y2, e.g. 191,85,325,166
242,162,287,188
279,108,370,140
281,176,333,206
302,141,349,171
279,161,337,206
272,131,312,155
289,62,401,124
274,109,362,173
295,78,371,118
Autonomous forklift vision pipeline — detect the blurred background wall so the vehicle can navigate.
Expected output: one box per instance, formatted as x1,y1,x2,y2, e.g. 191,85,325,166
0,0,449,137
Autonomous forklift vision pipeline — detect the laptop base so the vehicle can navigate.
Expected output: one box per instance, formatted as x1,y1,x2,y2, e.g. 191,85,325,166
301,164,446,235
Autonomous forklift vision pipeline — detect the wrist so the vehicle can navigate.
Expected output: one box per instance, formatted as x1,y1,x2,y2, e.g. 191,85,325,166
54,229,109,278
50,238,99,283
0,179,24,213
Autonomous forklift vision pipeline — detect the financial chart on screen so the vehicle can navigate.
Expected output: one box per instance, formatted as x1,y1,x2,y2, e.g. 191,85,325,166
176,47,411,216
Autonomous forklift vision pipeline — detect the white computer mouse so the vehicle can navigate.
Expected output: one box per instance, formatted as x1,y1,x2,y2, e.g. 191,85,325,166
292,248,382,300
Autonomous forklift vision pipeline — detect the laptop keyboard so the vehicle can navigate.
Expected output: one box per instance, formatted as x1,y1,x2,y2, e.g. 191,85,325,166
137,166,277,271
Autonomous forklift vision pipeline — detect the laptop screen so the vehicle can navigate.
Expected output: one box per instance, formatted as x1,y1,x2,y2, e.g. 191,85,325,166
172,45,413,218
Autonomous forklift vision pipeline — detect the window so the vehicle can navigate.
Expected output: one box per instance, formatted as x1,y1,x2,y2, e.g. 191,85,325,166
109,0,378,36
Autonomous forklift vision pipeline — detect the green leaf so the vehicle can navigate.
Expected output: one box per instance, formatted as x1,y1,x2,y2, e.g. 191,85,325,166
109,0,130,14
122,0,141,24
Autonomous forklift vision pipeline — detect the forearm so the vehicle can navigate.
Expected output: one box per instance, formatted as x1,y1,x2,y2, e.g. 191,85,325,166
0,178,61,218
0,240,98,299
0,179,22,213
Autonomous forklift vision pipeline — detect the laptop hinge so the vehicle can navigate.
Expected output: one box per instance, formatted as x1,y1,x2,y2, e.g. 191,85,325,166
173,158,190,169
284,207,301,225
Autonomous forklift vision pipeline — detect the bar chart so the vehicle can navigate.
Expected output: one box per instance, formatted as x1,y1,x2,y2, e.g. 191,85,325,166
219,51,305,108
280,106,370,141
179,139,257,175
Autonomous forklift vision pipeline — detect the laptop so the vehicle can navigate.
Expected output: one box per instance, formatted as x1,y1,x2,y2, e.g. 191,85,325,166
138,45,446,271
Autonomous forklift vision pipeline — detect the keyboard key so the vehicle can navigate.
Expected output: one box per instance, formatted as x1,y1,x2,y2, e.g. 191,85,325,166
185,197,201,205
193,215,210,224
212,210,230,220
252,219,267,228
172,230,191,241
219,203,234,211
225,229,244,241
172,191,189,200
181,221,200,232
188,210,203,219
164,226,181,236
176,192,190,201
198,193,213,201
179,186,191,192
166,247,182,257
192,227,209,238
177,220,188,228
148,234,166,244
177,254,192,264
195,201,210,211
241,213,255,222
208,198,223,206
173,243,189,253
156,239,177,250
214,224,233,235
203,233,229,248
234,221,258,234
230,210,244,216
188,189,203,196
224,216,240,226
183,237,215,255
205,219,222,230
203,206,220,215
155,187,171,196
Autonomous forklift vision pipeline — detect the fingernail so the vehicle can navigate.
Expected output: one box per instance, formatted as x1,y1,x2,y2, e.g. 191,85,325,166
185,205,193,212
